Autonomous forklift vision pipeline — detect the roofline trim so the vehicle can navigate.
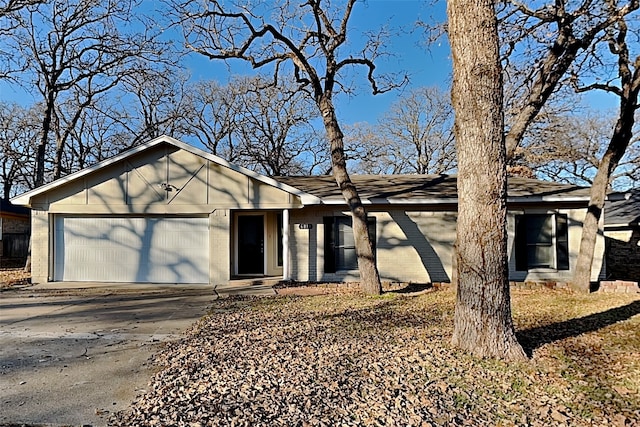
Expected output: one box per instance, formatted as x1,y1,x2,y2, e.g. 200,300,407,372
317,195,591,205
11,135,321,207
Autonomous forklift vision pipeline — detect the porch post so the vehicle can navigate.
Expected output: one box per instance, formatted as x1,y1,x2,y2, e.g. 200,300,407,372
283,208,290,281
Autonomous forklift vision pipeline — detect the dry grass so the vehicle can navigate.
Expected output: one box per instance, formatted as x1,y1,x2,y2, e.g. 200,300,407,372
112,287,640,426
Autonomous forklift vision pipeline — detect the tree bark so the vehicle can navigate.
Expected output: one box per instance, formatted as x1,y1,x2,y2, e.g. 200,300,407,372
35,99,54,187
319,95,381,295
448,0,526,360
572,104,636,292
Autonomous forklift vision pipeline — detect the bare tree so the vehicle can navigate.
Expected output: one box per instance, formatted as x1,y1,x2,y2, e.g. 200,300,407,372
0,0,40,15
571,6,640,291
59,96,131,171
182,80,240,160
173,0,406,294
231,76,324,176
448,0,527,360
516,109,640,189
344,87,455,175
0,102,39,198
8,0,166,186
115,65,190,149
0,0,44,78
500,0,639,162
345,122,407,174
380,86,455,174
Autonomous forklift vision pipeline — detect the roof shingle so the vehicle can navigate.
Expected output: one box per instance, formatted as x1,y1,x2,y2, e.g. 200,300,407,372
274,174,591,204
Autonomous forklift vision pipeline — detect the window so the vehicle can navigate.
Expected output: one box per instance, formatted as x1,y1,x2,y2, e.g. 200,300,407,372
324,216,376,272
515,214,569,271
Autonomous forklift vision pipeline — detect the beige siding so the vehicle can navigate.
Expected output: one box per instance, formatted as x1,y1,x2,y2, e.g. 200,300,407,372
29,144,303,285
210,210,231,285
40,145,298,213
377,211,456,283
88,168,128,206
289,205,604,284
30,210,49,284
289,208,321,281
289,207,457,283
605,229,633,242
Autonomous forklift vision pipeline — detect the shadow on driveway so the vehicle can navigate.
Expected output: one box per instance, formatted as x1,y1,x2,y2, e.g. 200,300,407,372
0,285,214,427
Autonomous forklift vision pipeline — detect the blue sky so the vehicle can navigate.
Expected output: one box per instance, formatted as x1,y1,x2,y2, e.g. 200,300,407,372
0,0,617,125
0,0,451,126
176,0,452,126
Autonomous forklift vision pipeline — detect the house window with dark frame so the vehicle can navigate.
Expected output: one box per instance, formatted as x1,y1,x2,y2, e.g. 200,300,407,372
515,214,569,271
324,216,376,273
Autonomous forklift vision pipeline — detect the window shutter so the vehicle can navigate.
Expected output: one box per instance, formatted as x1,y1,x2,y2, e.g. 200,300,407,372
514,215,527,271
323,217,336,273
556,214,569,270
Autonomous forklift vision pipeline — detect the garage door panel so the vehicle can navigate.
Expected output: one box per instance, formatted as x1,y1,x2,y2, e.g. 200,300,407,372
54,217,209,283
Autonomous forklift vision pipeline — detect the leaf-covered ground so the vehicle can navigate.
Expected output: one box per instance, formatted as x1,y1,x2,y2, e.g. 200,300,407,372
0,267,30,289
110,287,640,426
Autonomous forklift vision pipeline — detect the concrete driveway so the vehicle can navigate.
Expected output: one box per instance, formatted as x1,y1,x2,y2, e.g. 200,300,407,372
0,284,214,426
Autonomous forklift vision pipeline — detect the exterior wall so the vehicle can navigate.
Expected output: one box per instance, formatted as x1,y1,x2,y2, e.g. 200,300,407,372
289,204,605,284
507,207,605,283
30,210,49,284
289,206,457,284
377,210,456,283
36,145,300,214
210,210,231,285
265,211,284,276
605,227,640,281
25,145,301,285
2,215,30,234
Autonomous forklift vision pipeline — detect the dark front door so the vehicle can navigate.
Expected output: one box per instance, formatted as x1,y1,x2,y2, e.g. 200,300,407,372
237,215,264,274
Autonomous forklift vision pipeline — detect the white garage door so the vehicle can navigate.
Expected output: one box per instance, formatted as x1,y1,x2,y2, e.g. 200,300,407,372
54,216,209,283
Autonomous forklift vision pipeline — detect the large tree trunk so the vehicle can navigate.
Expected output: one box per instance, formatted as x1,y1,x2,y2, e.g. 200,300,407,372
448,0,526,360
572,105,636,292
319,95,382,295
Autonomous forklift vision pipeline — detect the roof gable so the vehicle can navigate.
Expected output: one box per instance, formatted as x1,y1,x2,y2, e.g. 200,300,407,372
12,135,320,208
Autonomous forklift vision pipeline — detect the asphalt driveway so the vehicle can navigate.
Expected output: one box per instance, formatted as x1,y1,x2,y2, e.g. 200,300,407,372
0,284,214,426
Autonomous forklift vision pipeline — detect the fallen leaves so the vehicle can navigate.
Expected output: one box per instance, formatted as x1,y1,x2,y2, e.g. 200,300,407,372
109,289,640,427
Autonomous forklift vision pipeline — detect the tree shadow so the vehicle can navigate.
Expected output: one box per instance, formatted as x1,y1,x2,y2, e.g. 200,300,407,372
516,300,640,357
386,282,433,294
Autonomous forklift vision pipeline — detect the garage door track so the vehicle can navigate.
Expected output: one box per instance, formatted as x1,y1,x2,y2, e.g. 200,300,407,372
0,284,213,426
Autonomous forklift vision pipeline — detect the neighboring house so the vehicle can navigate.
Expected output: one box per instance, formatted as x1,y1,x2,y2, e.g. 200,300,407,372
11,135,605,286
0,198,31,265
604,191,640,282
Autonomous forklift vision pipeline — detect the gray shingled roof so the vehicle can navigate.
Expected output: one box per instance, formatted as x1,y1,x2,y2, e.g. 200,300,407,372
605,191,640,226
274,174,592,204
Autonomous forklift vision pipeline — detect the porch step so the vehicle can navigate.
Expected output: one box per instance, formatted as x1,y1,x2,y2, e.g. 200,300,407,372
214,279,279,298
